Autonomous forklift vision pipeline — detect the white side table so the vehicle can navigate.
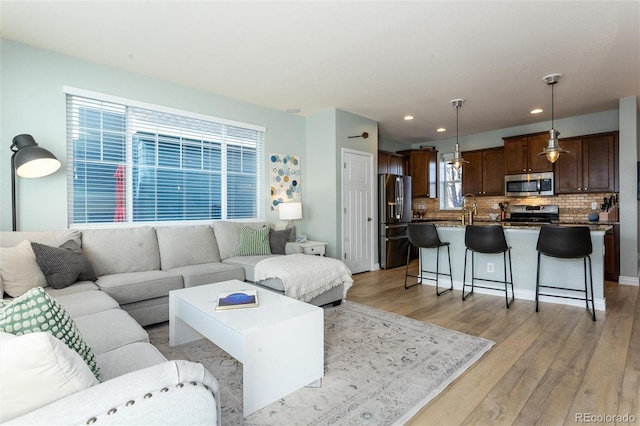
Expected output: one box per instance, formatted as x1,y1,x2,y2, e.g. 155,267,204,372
299,240,328,256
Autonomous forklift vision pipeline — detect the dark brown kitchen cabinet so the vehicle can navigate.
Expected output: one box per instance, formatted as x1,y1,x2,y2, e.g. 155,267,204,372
604,224,620,281
378,151,406,175
397,149,438,198
503,132,554,175
461,147,504,196
555,132,618,194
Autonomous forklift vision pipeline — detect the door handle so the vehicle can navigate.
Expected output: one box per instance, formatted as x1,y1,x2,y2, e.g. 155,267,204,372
367,217,372,221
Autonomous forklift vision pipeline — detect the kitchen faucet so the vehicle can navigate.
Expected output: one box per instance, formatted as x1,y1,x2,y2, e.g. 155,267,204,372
462,193,477,225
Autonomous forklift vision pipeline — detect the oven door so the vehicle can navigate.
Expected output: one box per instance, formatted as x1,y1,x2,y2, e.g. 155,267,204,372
505,173,554,196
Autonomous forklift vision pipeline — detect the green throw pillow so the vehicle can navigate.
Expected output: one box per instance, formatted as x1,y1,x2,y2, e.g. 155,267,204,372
236,225,272,256
0,287,101,381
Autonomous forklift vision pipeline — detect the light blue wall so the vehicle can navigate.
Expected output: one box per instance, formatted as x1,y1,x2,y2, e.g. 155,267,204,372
305,109,338,255
1,40,306,231
618,96,639,282
304,108,378,259
379,136,407,152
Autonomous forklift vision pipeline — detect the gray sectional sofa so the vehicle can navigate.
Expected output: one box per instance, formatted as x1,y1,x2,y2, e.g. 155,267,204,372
0,220,349,424
1,221,345,326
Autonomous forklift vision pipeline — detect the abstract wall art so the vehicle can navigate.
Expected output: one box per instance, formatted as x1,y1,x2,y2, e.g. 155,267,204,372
269,153,301,210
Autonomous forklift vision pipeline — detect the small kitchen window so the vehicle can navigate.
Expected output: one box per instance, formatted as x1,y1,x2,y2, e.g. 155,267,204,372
439,152,463,210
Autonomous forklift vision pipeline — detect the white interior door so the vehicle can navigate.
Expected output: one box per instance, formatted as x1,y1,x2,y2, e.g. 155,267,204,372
342,149,374,274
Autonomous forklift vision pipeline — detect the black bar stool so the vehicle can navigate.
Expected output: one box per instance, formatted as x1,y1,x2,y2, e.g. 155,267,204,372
462,225,514,308
404,223,453,295
535,225,596,321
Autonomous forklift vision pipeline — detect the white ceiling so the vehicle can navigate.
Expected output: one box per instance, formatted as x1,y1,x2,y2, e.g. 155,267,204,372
1,1,639,145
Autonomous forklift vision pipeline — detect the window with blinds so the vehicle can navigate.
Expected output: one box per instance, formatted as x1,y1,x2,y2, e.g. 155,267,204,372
66,90,265,226
440,152,463,210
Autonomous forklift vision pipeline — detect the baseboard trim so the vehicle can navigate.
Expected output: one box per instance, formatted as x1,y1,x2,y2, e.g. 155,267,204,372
417,280,606,311
619,275,639,286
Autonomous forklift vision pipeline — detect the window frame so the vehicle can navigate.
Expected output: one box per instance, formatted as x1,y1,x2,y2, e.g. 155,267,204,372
439,152,464,211
65,87,266,228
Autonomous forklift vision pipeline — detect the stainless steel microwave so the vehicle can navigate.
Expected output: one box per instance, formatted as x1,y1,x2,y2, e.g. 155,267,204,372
505,172,555,196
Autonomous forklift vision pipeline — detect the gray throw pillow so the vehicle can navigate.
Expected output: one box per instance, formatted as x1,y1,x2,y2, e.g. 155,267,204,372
269,229,290,255
31,240,97,289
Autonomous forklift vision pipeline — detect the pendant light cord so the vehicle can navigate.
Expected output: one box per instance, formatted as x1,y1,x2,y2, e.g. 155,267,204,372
551,81,555,130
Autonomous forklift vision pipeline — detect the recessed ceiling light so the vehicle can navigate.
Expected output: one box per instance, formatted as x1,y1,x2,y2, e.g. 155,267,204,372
437,127,446,132
404,115,414,121
530,108,543,114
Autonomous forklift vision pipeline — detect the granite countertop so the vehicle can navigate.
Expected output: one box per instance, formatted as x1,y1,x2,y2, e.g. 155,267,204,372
411,218,613,232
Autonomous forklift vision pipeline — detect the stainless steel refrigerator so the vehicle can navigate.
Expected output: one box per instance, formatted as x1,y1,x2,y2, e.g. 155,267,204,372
379,173,412,269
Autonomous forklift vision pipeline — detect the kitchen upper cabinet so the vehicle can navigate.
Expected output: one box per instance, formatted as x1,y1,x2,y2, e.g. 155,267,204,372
503,132,554,174
461,147,504,196
378,151,406,175
397,149,438,198
555,132,618,194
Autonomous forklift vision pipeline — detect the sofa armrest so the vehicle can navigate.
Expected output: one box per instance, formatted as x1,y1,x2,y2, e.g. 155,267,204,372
5,360,220,426
285,242,303,255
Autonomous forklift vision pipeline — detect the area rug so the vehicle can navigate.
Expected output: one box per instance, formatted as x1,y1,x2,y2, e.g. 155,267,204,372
147,301,494,425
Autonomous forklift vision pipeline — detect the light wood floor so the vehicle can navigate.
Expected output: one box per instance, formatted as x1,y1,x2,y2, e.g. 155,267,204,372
347,261,640,425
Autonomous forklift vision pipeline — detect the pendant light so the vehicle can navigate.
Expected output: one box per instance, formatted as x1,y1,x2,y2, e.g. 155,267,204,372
447,99,468,171
538,73,568,163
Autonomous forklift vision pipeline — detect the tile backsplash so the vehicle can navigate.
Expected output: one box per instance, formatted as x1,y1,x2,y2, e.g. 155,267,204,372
412,193,619,223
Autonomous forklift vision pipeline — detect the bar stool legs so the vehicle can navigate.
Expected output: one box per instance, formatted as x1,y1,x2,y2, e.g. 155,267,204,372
536,252,596,321
404,223,453,295
462,248,514,308
535,225,596,321
404,243,453,295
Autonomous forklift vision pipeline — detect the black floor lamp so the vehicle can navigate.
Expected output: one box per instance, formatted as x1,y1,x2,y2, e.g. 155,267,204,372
10,134,61,231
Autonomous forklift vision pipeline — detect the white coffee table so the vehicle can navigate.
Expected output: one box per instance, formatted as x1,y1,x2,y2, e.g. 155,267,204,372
169,280,324,416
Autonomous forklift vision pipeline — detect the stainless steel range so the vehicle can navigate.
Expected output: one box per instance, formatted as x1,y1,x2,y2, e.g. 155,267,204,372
503,204,559,224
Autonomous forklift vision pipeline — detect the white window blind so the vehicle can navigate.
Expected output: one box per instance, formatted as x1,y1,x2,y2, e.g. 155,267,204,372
66,91,265,226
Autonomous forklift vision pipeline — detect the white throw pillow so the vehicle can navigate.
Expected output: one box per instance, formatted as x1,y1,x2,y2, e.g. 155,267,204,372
0,331,98,423
0,240,47,297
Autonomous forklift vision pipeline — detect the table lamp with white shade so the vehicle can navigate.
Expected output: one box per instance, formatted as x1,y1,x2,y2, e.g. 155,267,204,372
278,202,302,241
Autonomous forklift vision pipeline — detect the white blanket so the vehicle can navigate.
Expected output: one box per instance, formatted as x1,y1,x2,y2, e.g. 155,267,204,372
254,254,353,303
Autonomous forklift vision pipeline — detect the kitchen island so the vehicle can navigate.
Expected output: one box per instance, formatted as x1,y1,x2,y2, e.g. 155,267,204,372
414,221,609,311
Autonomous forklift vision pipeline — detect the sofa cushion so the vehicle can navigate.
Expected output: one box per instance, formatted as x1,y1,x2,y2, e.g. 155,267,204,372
55,291,120,319
269,229,291,255
81,227,160,276
156,225,221,270
120,296,170,327
212,221,269,260
0,240,47,297
237,225,271,256
31,240,97,289
0,287,101,380
96,270,184,305
0,332,99,423
96,342,167,381
0,229,81,248
168,262,245,287
74,309,149,355
223,255,282,282
45,281,100,298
